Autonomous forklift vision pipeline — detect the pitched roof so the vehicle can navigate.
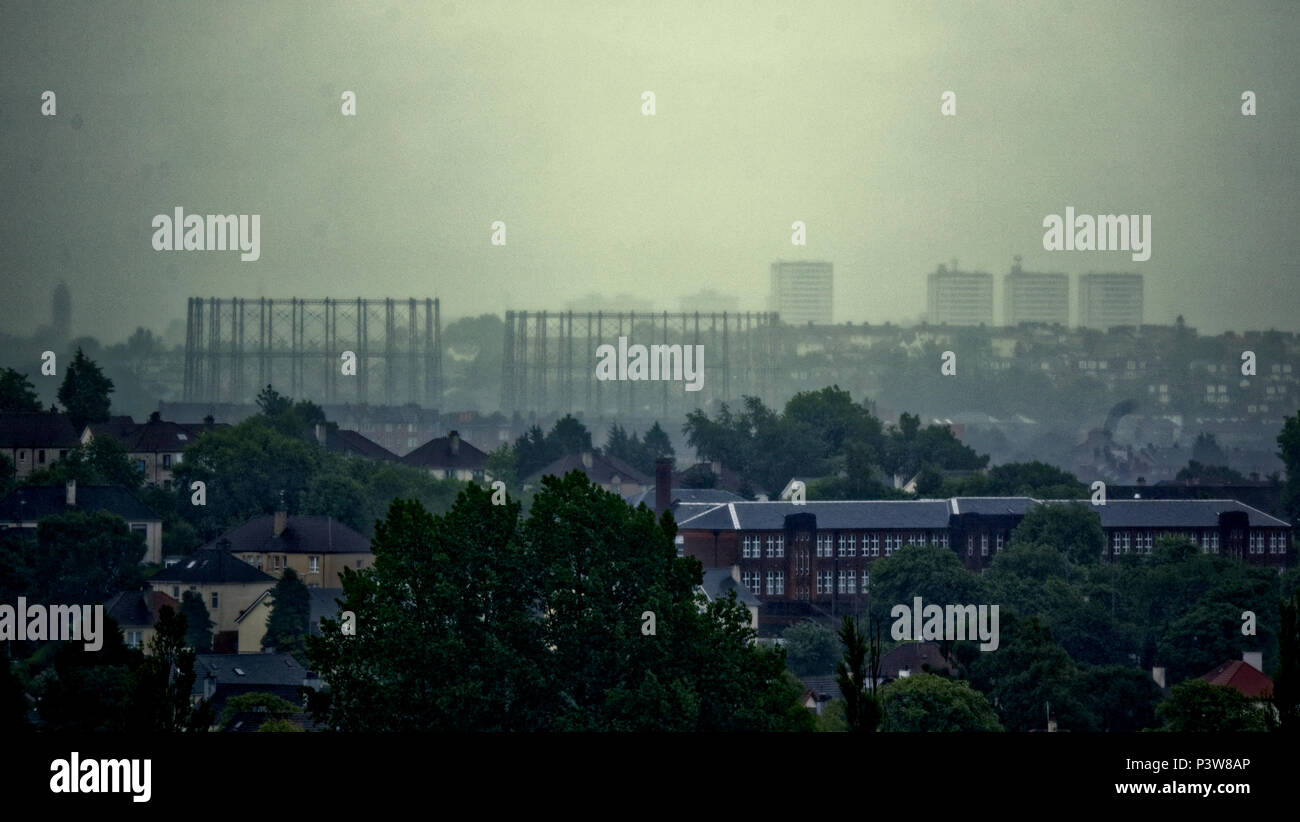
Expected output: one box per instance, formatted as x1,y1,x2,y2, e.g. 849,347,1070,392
205,515,370,555
526,452,651,486
192,652,308,690
401,431,489,470
325,428,397,461
880,642,953,679
677,500,953,531
799,675,839,700
1202,660,1274,699
0,412,81,449
1071,499,1291,529
0,484,161,523
623,486,746,508
86,415,220,452
103,589,180,628
700,568,760,608
149,549,275,584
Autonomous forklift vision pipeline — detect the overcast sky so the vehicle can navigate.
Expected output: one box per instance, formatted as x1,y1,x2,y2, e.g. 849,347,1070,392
2,0,1298,341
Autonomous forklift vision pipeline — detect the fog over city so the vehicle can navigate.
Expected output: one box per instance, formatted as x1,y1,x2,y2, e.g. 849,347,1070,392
3,0,1299,341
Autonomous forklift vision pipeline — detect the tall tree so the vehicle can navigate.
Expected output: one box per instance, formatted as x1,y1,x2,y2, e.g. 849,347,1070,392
126,605,212,732
1276,593,1300,732
263,567,311,655
1156,679,1267,732
57,347,114,431
0,368,42,413
0,510,146,603
879,673,1003,732
1278,411,1300,525
180,590,214,651
835,616,882,732
783,620,840,677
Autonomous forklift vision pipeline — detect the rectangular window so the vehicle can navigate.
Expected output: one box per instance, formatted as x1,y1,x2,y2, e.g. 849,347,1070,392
741,535,752,559
273,555,283,571
172,586,179,598
996,532,1004,551
126,630,142,648
1271,532,1281,553
861,569,869,592
774,572,784,595
309,556,320,573
210,591,219,609
1121,532,1130,554
162,453,172,468
980,533,989,556
1210,532,1219,553
869,533,880,556
967,535,974,556
766,571,775,595
135,459,146,473
938,532,948,549
130,523,148,542
37,449,45,464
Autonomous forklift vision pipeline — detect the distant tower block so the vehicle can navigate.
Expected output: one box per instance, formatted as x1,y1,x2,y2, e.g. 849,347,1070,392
1003,257,1068,327
52,282,71,339
182,297,443,407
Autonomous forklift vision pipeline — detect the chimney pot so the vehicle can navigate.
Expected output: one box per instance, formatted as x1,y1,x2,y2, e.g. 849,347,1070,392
654,458,673,514
65,479,76,506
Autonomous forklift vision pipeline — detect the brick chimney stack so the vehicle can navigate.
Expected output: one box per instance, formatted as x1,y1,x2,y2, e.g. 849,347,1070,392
655,458,673,515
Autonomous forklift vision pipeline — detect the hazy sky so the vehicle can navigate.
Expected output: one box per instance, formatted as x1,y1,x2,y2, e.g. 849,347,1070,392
2,0,1298,341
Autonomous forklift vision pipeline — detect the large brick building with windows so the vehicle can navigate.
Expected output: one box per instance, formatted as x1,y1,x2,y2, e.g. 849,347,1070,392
675,497,1292,634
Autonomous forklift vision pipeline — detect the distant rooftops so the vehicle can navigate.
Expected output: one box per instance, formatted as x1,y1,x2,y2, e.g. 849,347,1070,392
205,514,370,555
150,548,274,585
0,411,80,449
0,483,160,522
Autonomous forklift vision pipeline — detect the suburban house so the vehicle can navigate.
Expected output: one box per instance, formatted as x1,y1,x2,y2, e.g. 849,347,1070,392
0,480,164,564
102,589,181,653
401,430,490,481
82,411,222,488
235,587,345,654
0,411,81,479
191,652,316,723
699,568,760,631
676,496,1293,634
313,424,397,461
210,511,373,589
147,548,276,650
1202,652,1275,704
525,450,650,497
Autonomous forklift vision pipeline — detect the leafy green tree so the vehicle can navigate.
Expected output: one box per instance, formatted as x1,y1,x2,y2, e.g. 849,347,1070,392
219,691,300,729
816,698,848,732
0,367,42,413
1176,461,1247,484
968,614,1095,731
485,443,520,495
57,347,114,432
869,542,988,624
257,717,304,732
548,414,592,457
126,605,212,732
1191,432,1228,467
1274,593,1300,732
24,435,142,492
1008,500,1105,566
0,510,145,603
1156,679,1268,732
31,616,139,731
306,475,813,731
983,461,1087,498
0,453,14,498
180,590,213,651
263,567,310,655
783,621,840,677
642,421,675,464
303,472,370,533
879,673,1003,732
1080,665,1162,731
1279,411,1300,525
836,616,882,732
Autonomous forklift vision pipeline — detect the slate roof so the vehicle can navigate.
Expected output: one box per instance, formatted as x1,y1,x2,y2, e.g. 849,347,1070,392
700,568,760,608
1062,499,1291,529
673,497,1290,531
402,431,489,470
103,589,180,628
677,500,953,531
205,515,370,555
879,642,953,679
192,652,308,690
149,549,274,584
1202,660,1274,699
0,485,161,523
86,414,221,452
325,428,397,461
527,452,651,486
0,412,81,449
623,486,745,508
799,675,839,700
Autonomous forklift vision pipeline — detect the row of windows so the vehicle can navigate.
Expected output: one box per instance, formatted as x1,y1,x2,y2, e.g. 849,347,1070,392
965,533,1007,557
741,570,786,596
11,449,69,463
244,554,322,573
1108,530,1288,556
1249,532,1287,554
746,569,872,598
746,531,950,559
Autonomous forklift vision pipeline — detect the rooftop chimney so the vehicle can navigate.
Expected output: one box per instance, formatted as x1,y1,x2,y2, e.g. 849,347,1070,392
203,414,215,428
149,410,161,423
65,479,76,506
654,458,673,515
1243,651,1263,672
449,430,460,457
